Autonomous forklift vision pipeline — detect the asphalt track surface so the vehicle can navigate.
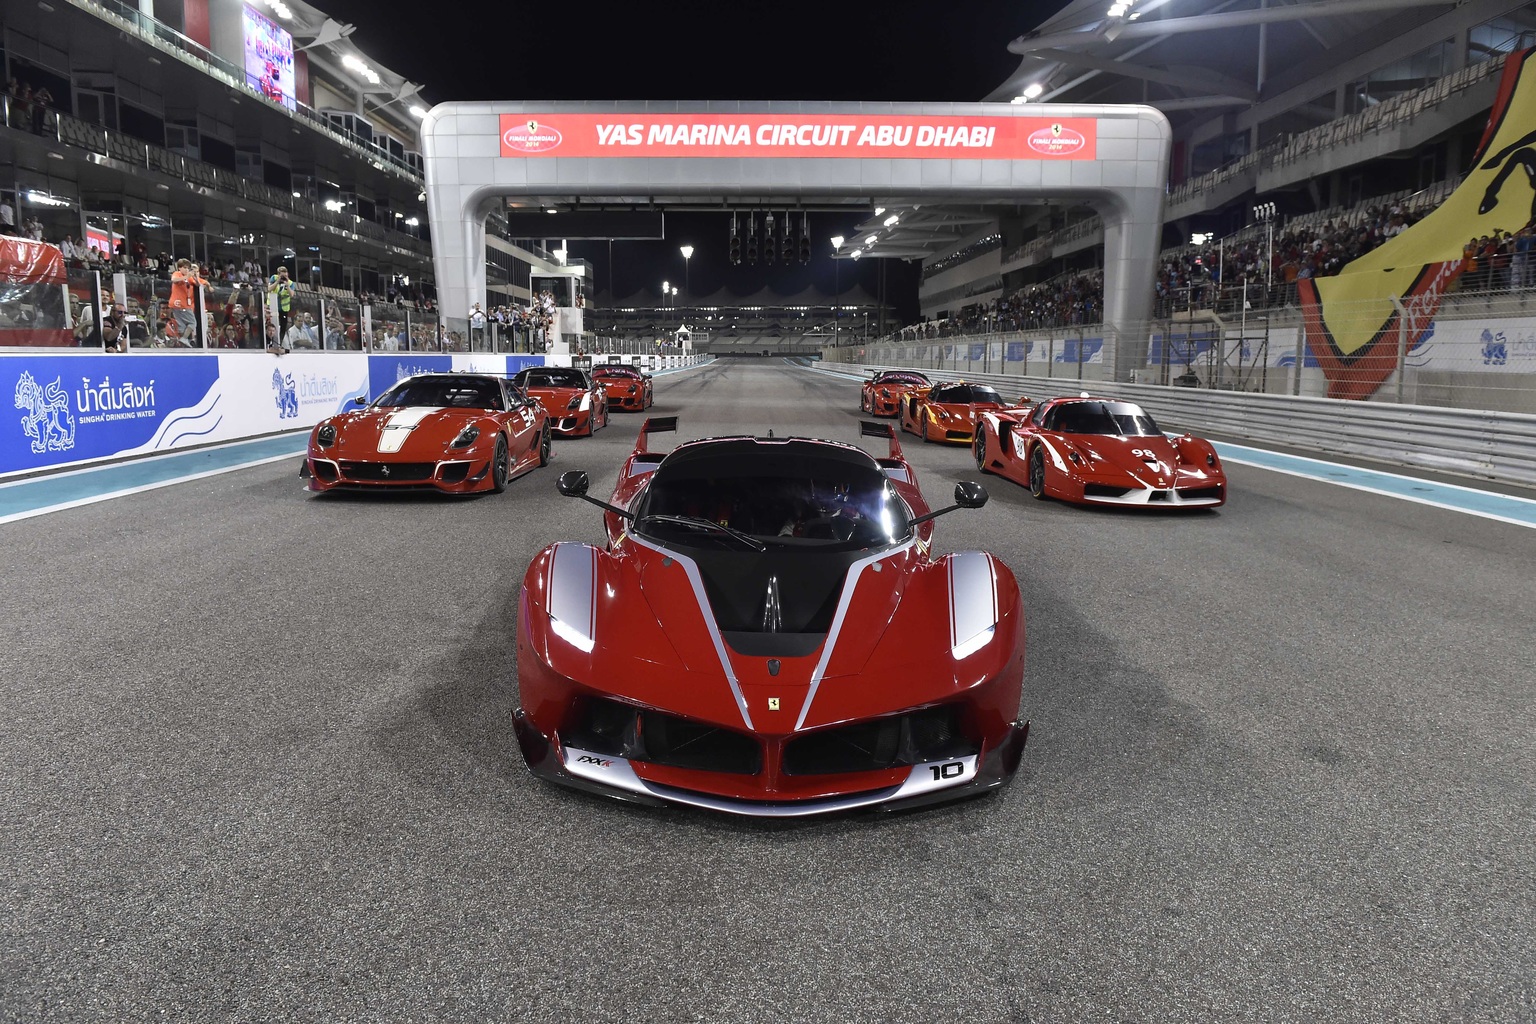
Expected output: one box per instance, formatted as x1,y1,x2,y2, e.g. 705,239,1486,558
3,359,1534,1023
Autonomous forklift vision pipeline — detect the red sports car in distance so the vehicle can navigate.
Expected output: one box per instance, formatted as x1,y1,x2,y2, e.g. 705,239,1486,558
974,395,1227,508
860,370,930,417
592,364,654,411
305,373,550,494
513,365,610,437
900,381,1008,444
513,418,1028,816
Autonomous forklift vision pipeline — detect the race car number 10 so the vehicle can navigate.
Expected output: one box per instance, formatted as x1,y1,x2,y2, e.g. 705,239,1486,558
928,762,965,780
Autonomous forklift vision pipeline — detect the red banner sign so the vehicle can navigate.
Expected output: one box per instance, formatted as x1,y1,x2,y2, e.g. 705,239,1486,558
498,114,1097,160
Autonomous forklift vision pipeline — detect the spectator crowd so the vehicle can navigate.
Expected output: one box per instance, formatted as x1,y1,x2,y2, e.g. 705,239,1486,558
893,201,1536,340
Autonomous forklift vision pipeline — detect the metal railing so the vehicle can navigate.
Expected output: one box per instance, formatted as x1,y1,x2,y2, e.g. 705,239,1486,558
831,285,1536,416
825,358,1536,488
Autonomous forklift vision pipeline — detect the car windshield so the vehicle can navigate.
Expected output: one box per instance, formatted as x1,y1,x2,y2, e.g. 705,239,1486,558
1050,401,1162,436
931,384,1003,405
373,376,503,410
516,368,587,389
877,372,927,385
594,367,638,379
636,446,911,551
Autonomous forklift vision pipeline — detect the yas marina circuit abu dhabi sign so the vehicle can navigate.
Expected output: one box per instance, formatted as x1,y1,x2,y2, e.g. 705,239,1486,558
499,114,1097,160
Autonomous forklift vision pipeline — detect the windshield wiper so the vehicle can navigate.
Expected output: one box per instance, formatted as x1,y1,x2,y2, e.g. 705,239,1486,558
638,514,767,551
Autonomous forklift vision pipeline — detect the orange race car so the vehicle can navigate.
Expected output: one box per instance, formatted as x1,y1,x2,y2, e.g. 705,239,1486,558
860,369,930,417
591,363,654,411
899,381,1009,444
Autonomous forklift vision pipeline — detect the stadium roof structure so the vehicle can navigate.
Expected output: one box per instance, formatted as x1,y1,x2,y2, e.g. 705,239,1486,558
258,0,430,138
843,0,1535,264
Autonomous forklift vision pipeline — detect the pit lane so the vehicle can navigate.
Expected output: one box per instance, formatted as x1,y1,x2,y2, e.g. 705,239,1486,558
3,358,1533,1022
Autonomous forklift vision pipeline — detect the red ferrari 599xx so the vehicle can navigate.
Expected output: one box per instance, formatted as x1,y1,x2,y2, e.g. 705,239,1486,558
305,373,550,494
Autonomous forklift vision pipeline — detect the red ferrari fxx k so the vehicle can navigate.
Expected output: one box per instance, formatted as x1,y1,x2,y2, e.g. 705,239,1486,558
592,364,654,411
860,370,930,417
974,395,1227,508
514,418,1028,816
899,381,1008,444
513,366,610,437
305,373,551,494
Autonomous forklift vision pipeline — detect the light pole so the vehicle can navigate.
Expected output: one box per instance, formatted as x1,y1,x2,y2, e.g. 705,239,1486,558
830,235,844,346
661,280,669,327
1253,201,1276,302
679,245,693,308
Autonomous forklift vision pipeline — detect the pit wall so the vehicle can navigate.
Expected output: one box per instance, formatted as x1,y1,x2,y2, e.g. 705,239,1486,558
3,351,706,478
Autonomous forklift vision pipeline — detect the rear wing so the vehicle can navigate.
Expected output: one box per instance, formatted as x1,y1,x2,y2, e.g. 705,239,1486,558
860,419,904,461
636,416,678,454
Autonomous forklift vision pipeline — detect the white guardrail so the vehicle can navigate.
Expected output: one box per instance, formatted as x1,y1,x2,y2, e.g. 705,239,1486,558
844,361,1536,489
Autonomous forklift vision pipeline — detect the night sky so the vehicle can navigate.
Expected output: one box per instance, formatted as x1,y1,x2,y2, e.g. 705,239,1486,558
318,0,1073,318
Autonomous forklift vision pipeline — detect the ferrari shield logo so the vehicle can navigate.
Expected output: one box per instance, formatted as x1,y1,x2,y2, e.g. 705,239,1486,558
768,697,781,711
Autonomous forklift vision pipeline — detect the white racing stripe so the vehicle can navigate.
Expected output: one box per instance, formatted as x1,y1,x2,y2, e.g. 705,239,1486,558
948,552,999,659
548,542,598,653
377,407,436,453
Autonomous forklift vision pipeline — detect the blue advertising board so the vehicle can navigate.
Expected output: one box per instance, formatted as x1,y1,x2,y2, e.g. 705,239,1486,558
4,355,222,476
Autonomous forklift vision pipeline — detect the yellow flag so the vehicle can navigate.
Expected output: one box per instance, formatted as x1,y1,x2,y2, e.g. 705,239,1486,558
1301,49,1535,398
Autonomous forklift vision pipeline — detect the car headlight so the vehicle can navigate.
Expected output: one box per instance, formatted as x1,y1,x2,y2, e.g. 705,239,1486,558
566,396,583,411
1207,452,1218,467
316,423,336,448
627,385,637,394
450,424,480,448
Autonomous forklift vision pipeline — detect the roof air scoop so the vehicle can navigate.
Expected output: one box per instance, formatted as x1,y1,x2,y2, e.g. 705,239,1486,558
761,575,783,633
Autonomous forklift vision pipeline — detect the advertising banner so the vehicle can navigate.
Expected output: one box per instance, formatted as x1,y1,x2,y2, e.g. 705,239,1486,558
1,354,376,477
221,353,370,437
0,239,71,347
364,354,549,399
2,354,221,474
499,114,1097,161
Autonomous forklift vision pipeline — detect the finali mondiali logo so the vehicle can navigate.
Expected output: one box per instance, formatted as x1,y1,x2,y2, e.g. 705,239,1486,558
502,119,563,155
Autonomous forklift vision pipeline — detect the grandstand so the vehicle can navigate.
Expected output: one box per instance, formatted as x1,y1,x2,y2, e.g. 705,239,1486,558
0,0,569,338
836,0,1536,408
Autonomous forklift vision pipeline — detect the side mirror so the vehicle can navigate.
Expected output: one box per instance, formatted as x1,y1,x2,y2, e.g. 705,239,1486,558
353,396,368,405
909,481,989,527
954,481,988,509
557,470,590,498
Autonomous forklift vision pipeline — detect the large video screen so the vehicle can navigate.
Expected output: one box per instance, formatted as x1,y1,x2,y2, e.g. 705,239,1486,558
241,5,296,111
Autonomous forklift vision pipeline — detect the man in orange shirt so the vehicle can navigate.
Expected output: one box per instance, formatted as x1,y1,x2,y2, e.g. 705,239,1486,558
168,258,208,346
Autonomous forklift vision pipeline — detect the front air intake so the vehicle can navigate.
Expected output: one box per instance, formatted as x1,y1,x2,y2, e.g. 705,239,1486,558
782,705,977,775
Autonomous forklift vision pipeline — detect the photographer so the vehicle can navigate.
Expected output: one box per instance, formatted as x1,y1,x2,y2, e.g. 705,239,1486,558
168,259,206,344
267,266,294,340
